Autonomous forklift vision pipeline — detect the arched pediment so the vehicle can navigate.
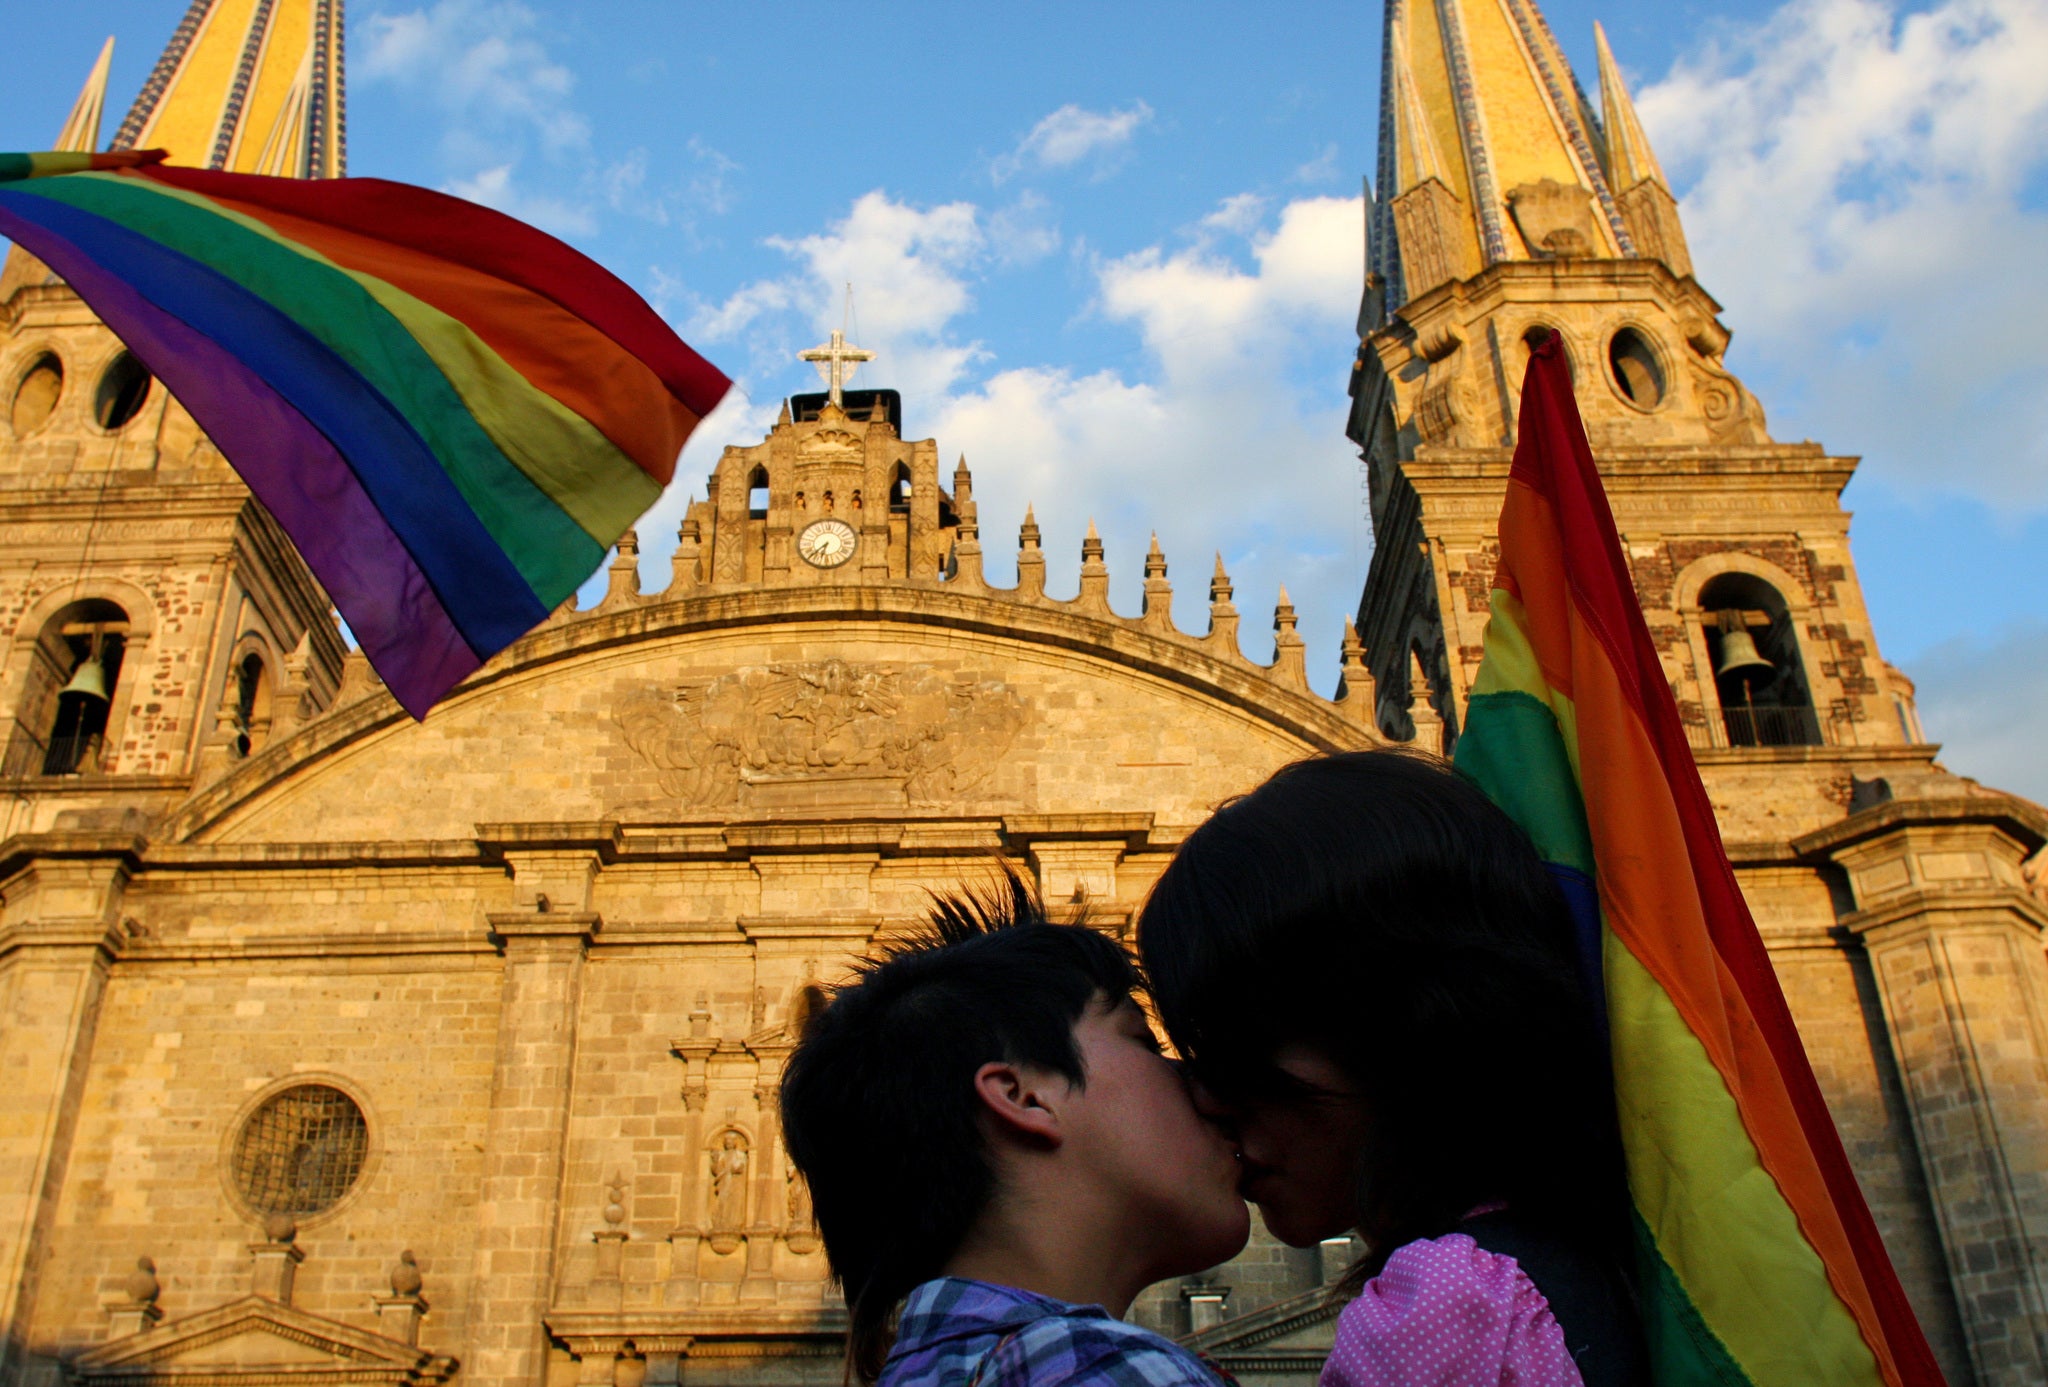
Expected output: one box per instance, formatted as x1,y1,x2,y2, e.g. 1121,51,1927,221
164,585,1381,845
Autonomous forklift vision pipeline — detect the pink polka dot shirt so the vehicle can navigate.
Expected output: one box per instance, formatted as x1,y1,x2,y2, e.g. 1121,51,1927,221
1320,1233,1584,1387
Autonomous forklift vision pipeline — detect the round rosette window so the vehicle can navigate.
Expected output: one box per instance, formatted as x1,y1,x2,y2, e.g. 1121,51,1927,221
230,1083,370,1218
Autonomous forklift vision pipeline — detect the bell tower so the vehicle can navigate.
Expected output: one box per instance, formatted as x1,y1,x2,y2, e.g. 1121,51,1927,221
0,5,346,819
1349,7,2048,1384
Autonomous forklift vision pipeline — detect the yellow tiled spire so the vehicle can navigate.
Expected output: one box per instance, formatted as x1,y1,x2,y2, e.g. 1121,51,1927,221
1374,0,1659,306
53,37,116,153
108,0,345,178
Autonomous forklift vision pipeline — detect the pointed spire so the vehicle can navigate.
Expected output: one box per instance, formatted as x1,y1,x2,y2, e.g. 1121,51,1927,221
671,503,704,594
1270,586,1307,689
777,398,793,427
1077,519,1110,612
1593,24,1666,192
601,530,643,608
949,460,984,589
1595,21,1693,277
1141,534,1173,632
1335,616,1378,726
1407,648,1446,754
113,0,346,177
1016,505,1046,600
54,38,114,153
1376,0,1639,307
1207,554,1242,658
249,42,316,178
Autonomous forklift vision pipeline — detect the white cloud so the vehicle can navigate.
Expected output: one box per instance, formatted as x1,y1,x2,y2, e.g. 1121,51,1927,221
1201,192,1269,237
993,102,1154,183
691,192,988,405
1638,0,2048,506
1293,143,1343,184
1903,620,2048,803
442,163,596,237
360,0,589,154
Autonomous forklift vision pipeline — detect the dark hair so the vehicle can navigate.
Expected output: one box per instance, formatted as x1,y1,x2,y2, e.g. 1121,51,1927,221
780,873,1139,1382
1138,750,1627,1274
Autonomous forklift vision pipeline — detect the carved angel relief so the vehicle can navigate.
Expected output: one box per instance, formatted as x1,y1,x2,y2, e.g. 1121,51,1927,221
616,659,1027,809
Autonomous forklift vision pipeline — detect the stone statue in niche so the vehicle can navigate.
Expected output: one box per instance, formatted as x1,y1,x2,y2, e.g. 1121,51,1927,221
785,1165,820,1254
707,1129,750,1254
615,659,1027,810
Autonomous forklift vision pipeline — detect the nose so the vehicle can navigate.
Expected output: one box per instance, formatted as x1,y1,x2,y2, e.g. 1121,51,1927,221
1179,1069,1242,1132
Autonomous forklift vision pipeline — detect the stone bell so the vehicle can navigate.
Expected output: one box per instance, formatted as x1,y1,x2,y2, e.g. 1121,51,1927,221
1713,612,1775,687
56,640,109,707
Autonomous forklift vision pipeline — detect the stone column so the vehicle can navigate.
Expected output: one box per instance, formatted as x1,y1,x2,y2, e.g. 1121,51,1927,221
1799,792,2048,1386
463,908,599,1385
0,839,133,1384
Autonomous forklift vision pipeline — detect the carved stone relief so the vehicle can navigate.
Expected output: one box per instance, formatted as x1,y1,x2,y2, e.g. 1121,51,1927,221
616,659,1027,810
1505,180,1602,259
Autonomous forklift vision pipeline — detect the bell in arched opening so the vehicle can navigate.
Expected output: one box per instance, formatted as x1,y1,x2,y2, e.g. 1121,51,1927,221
1712,611,1775,687
56,641,111,707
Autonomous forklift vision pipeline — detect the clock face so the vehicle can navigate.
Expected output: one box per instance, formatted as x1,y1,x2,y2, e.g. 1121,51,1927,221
798,518,858,568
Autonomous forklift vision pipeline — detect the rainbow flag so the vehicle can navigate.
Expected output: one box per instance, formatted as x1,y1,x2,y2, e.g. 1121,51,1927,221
0,150,729,718
1452,336,1943,1386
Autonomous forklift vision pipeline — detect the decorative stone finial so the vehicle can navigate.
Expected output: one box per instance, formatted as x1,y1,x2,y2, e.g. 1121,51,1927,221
391,1249,424,1297
1141,535,1173,632
1270,586,1307,689
105,1255,165,1337
1336,617,1377,724
1017,505,1047,600
1407,649,1446,754
1077,520,1110,612
264,1212,298,1245
1207,554,1241,657
604,1173,628,1229
124,1256,161,1306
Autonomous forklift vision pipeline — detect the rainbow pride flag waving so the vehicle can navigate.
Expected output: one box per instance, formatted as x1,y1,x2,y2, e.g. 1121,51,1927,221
1453,336,1943,1386
0,150,730,718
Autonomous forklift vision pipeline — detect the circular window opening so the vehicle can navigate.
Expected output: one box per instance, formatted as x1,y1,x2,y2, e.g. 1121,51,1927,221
231,1083,369,1218
1608,328,1664,408
94,352,152,430
11,353,63,436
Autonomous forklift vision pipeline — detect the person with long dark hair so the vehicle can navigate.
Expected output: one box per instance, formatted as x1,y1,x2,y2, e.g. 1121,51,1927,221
1139,750,1649,1387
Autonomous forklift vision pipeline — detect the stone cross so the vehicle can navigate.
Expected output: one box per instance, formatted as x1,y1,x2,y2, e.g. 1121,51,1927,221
798,330,874,405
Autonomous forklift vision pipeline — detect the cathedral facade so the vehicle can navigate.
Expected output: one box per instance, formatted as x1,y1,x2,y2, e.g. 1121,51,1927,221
1,4,2045,1387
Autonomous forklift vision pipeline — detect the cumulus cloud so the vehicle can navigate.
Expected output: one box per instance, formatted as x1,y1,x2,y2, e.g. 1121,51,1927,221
359,0,589,157
1903,621,2048,803
690,192,988,404
1637,0,2048,506
993,102,1154,182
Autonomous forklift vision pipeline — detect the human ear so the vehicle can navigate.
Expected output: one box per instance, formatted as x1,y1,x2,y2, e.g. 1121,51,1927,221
970,1061,1064,1150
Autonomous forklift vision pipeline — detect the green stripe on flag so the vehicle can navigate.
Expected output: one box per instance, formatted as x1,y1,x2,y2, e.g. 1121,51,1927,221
1457,690,1596,877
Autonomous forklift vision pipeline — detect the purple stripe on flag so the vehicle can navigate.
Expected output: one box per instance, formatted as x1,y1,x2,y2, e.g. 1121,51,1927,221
0,209,481,717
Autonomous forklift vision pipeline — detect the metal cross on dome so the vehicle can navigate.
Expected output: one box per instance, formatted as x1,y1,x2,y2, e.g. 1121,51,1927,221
798,330,875,406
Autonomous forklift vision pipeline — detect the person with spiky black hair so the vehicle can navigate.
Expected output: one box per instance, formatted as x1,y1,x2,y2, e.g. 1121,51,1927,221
781,873,1248,1387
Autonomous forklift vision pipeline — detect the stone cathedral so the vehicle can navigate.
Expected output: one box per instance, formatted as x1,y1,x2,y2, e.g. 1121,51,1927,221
0,3,2043,1387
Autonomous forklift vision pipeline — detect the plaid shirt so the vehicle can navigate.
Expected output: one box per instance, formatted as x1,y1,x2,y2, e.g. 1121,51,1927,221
879,1277,1227,1387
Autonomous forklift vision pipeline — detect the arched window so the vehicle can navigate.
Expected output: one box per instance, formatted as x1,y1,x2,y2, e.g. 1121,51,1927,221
890,463,912,513
32,598,130,775
235,652,272,755
747,466,769,519
1699,573,1821,747
1607,328,1665,409
94,352,152,430
10,353,62,437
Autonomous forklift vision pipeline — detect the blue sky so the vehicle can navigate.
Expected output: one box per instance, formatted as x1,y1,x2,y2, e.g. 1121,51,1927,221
4,0,2044,800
